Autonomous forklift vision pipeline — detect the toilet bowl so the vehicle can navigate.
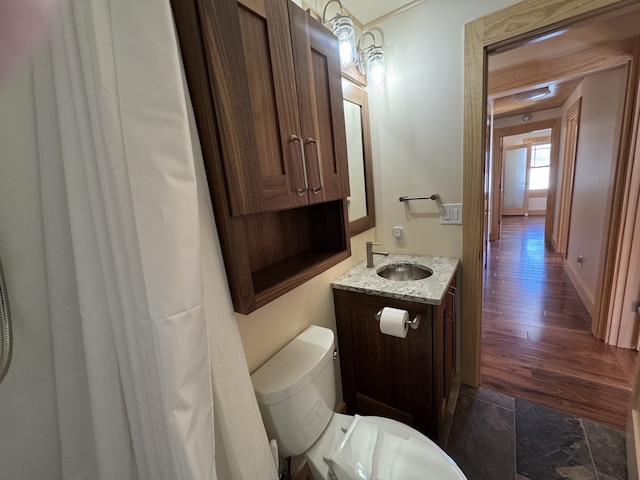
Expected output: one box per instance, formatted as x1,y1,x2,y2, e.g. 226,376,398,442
250,325,467,480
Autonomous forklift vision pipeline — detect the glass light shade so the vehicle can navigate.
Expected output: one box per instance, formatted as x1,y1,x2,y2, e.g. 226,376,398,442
333,16,357,67
367,47,386,85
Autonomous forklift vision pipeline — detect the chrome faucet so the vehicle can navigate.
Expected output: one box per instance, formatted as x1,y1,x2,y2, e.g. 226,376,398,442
366,241,389,268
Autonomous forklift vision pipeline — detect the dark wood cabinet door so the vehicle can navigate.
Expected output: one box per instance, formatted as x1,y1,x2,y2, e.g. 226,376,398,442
289,5,349,204
333,290,436,437
198,0,309,215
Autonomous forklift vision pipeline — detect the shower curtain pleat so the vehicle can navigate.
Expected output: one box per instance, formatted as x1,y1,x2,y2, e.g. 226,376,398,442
27,0,267,477
187,79,280,480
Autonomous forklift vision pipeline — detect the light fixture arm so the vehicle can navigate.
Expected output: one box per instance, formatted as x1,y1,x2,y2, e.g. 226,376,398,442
355,31,385,81
357,31,378,56
322,0,345,24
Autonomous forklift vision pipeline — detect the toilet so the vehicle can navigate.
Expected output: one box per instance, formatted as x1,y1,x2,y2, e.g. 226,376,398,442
250,325,467,480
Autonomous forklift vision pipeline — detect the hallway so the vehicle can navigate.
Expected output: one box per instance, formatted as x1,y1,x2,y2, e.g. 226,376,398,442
480,216,637,429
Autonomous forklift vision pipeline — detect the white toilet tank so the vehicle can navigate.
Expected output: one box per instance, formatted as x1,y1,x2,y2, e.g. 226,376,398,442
251,325,337,457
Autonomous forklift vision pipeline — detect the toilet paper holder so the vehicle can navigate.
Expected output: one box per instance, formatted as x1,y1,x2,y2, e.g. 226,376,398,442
375,309,422,330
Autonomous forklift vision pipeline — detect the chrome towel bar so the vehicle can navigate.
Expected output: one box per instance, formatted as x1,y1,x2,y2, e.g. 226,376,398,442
399,193,439,202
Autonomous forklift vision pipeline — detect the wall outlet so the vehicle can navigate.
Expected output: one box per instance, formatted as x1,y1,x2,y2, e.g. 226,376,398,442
392,226,404,241
440,204,463,225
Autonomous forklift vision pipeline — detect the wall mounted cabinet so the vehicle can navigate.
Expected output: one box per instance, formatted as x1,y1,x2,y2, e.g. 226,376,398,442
172,0,351,313
178,0,348,217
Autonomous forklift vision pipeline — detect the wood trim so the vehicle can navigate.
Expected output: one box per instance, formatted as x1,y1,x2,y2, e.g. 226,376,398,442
605,52,640,347
341,64,367,87
594,39,640,339
462,18,485,387
546,118,562,244
481,0,639,49
238,0,265,16
556,98,582,255
528,190,547,198
463,0,640,386
488,37,638,97
490,128,503,241
523,135,552,144
342,81,376,236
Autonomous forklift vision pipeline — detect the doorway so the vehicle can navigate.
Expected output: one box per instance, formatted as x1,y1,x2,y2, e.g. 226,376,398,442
462,0,640,388
464,0,640,474
501,132,552,217
490,119,561,245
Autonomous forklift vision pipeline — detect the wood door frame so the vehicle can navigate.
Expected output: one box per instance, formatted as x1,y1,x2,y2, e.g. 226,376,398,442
490,119,560,242
556,98,582,255
462,0,640,387
608,65,640,348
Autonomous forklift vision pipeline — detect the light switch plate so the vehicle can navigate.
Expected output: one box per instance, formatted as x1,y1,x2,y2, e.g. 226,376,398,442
441,204,463,225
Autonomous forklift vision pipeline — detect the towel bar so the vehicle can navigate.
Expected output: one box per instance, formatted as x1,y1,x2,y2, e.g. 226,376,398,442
399,194,439,202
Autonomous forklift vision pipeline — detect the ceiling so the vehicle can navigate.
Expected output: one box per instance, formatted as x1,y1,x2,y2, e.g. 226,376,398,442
491,79,582,119
340,0,421,26
489,4,640,118
338,1,640,118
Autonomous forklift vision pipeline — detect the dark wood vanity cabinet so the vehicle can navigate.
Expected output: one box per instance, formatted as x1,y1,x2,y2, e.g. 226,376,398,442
333,275,457,441
171,0,351,314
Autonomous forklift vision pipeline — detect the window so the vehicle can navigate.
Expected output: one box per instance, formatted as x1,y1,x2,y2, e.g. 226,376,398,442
529,142,550,190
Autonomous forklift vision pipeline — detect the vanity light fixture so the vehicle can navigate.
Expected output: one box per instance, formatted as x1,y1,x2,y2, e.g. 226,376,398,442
513,86,551,102
357,31,386,85
322,1,387,85
322,0,357,67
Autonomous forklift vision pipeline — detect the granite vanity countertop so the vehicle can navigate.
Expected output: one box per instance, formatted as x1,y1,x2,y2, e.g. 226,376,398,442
331,254,460,305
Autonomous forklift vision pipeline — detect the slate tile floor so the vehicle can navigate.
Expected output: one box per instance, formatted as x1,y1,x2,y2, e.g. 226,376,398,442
445,385,628,480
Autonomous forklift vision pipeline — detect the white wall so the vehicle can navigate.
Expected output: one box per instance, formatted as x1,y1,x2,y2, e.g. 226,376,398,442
367,0,521,257
234,0,530,401
0,64,62,479
236,229,374,406
235,0,524,385
565,67,626,303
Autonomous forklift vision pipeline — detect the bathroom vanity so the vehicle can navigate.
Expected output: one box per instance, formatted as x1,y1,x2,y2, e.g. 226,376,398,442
331,255,459,441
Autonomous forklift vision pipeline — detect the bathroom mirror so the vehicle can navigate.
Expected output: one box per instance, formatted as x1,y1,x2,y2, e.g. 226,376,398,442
342,79,375,236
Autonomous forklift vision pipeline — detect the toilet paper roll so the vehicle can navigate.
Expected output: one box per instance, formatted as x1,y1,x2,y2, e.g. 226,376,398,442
379,307,409,338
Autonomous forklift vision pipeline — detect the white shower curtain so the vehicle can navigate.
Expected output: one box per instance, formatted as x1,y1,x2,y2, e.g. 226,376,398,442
30,0,278,478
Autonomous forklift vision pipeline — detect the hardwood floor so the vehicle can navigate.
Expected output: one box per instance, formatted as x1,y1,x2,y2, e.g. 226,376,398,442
480,215,638,429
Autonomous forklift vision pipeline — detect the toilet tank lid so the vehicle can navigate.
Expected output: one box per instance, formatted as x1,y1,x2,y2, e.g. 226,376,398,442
251,325,335,406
